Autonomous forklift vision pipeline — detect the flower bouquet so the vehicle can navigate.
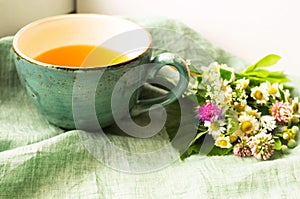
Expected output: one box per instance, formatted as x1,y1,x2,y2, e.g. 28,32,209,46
183,54,299,160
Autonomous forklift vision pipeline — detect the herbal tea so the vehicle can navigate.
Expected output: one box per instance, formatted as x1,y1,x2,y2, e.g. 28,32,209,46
34,45,130,67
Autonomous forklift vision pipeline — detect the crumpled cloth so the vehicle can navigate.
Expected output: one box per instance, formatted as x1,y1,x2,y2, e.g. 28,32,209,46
0,17,299,199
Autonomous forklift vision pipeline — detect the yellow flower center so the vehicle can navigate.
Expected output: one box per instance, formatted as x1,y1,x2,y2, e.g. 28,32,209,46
241,121,253,133
249,111,257,117
218,139,228,147
287,129,296,139
236,104,245,112
254,90,263,100
229,134,238,143
291,115,299,123
268,87,277,95
243,82,248,89
211,121,221,131
293,102,299,113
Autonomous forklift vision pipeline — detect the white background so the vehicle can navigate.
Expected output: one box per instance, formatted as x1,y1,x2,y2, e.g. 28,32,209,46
77,0,300,75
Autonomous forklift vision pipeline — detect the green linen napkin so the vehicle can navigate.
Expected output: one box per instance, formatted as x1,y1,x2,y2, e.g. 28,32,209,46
0,17,299,199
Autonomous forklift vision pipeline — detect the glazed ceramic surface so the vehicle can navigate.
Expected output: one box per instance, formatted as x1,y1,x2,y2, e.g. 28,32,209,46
13,14,189,130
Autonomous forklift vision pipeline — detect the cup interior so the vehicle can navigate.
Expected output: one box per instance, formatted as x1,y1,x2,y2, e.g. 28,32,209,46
13,14,151,68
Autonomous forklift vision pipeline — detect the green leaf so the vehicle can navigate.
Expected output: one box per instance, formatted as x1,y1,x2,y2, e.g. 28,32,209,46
242,54,281,73
180,143,200,160
243,64,256,73
197,76,203,84
265,77,290,84
255,54,281,68
196,88,207,104
278,88,286,102
260,105,271,116
219,68,233,81
274,138,282,150
207,146,232,156
189,68,201,75
196,94,206,104
240,75,290,84
245,69,270,78
268,71,286,78
188,63,202,75
241,67,289,84
188,131,208,148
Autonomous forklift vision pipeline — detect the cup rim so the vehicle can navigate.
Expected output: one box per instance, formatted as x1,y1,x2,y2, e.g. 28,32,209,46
12,13,152,70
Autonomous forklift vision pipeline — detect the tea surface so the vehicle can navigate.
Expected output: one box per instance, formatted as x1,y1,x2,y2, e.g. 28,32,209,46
34,45,130,67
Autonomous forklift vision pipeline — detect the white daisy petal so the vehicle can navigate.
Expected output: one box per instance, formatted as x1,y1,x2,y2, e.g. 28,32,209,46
251,85,269,104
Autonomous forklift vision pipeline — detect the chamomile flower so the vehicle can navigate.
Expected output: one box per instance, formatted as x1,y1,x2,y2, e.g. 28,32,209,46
204,119,226,138
238,114,260,135
251,85,269,104
236,78,250,90
215,135,232,148
234,99,247,112
234,103,246,113
261,81,280,98
244,106,261,119
260,115,277,131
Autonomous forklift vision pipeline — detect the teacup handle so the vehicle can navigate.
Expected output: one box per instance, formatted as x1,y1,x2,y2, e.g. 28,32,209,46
131,52,190,116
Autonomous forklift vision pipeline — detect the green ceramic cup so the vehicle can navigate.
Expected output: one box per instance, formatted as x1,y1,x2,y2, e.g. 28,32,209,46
13,14,190,130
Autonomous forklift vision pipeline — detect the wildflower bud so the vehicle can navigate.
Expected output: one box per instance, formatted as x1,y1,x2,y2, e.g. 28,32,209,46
291,115,299,123
292,126,299,134
287,139,297,148
287,129,296,140
282,133,289,140
229,134,238,143
281,145,289,153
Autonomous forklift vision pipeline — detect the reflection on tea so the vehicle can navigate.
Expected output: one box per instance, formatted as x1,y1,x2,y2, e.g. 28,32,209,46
34,45,130,67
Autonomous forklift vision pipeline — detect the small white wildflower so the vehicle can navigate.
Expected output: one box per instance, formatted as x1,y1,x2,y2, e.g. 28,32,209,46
238,114,260,135
223,85,233,103
204,119,226,138
236,78,250,90
212,78,223,91
244,106,261,118
251,85,269,104
215,135,232,148
201,62,221,85
267,82,280,98
213,84,233,107
234,99,248,112
239,91,248,101
260,115,277,131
